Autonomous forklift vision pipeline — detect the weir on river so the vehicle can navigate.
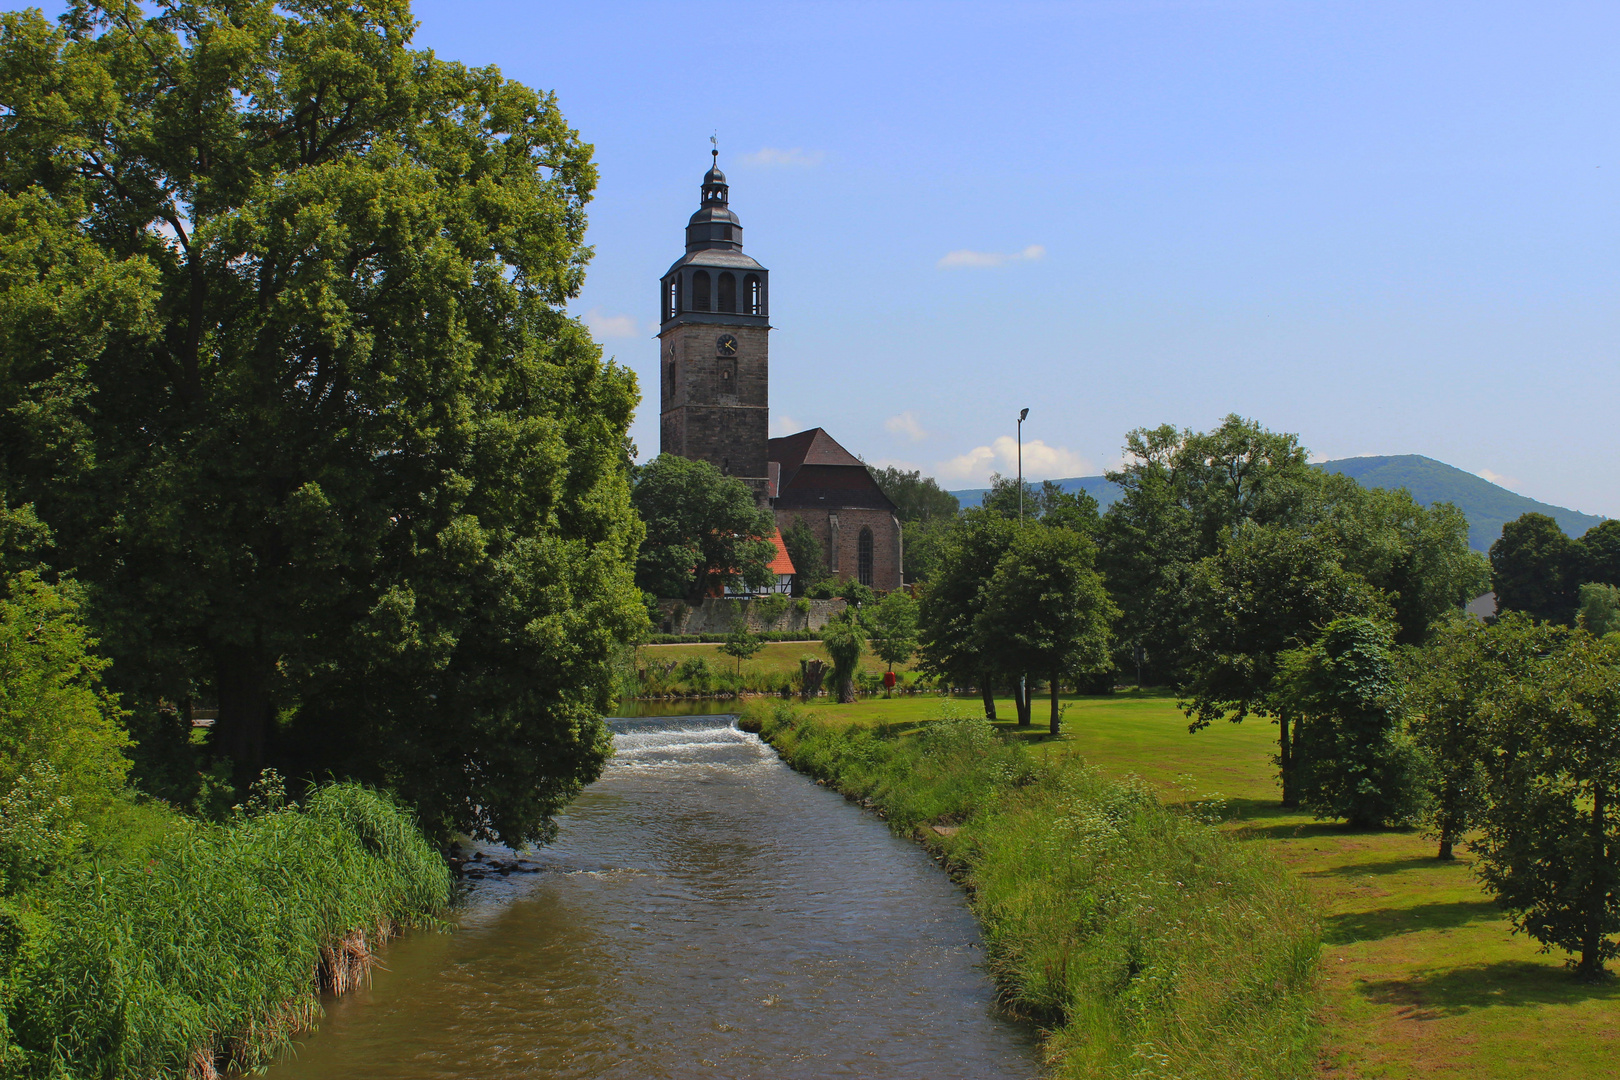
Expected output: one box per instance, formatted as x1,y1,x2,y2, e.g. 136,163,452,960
262,715,1037,1079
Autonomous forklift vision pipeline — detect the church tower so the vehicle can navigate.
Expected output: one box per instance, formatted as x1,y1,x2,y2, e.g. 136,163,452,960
659,151,771,502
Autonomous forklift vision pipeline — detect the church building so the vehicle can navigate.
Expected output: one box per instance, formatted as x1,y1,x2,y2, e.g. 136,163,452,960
658,153,903,591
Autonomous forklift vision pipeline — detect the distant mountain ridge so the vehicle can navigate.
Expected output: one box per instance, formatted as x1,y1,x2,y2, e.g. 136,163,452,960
947,454,1606,552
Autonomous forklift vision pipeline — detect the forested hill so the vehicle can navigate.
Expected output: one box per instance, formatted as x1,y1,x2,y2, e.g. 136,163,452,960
948,454,1606,552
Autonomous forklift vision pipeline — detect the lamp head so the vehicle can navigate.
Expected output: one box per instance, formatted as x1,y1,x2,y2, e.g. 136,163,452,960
1019,408,1029,422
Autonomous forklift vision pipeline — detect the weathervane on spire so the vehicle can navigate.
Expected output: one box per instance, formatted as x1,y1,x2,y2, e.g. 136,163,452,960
711,131,718,165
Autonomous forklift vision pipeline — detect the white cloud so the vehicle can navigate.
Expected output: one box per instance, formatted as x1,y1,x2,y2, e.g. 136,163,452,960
770,414,801,437
884,410,928,442
740,147,824,168
1478,468,1521,490
583,308,640,339
937,244,1046,270
937,436,1094,483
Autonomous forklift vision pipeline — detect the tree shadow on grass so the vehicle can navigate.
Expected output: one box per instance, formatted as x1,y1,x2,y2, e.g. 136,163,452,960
1325,899,1500,945
1306,854,1454,879
1357,959,1620,1019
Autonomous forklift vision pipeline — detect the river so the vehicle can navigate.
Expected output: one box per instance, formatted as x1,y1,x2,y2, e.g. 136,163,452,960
261,714,1039,1079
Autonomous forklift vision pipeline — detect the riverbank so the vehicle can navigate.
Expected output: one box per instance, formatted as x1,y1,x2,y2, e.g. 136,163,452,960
0,783,451,1080
744,697,1321,1080
755,691,1620,1079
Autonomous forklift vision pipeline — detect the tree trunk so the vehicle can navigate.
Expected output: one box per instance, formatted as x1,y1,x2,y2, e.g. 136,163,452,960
1278,710,1298,809
1579,784,1608,981
1014,676,1031,727
1049,676,1061,736
837,675,855,704
1437,837,1454,861
981,678,997,721
214,645,273,776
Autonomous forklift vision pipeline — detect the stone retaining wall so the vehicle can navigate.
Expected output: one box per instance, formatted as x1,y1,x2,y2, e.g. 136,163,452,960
655,596,848,635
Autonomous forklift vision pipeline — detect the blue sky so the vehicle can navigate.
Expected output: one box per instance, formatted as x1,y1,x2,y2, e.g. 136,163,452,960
61,1,1620,515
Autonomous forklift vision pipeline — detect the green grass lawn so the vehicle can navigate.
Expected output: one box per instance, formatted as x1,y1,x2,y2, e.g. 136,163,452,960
792,689,1619,1080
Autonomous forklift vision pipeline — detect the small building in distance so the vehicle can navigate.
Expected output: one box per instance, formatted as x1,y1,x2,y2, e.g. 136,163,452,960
657,152,903,591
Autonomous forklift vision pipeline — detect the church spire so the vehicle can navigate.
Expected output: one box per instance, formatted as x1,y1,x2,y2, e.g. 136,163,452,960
688,145,740,252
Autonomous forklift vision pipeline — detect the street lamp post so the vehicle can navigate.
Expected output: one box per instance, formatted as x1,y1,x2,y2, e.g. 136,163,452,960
1017,408,1029,522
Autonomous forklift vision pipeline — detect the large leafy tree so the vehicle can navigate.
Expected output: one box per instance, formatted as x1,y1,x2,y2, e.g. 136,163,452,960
869,588,920,675
868,465,959,523
1181,524,1387,807
917,510,1018,719
0,1,645,844
975,524,1114,732
1277,616,1420,828
1476,626,1620,980
1491,513,1583,624
631,453,775,602
1579,519,1620,589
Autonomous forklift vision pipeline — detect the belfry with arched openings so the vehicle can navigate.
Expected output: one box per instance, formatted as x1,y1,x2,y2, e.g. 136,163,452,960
658,151,903,592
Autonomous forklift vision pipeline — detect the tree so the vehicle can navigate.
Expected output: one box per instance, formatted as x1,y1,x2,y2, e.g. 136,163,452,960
976,525,1114,733
917,511,1019,719
869,589,920,674
1581,520,1620,588
0,2,646,844
1181,524,1387,807
632,454,776,602
1491,513,1583,624
1577,582,1620,638
781,514,831,594
980,475,1100,533
1277,617,1421,828
821,610,866,704
1408,614,1550,860
718,622,764,677
868,466,959,523
1475,628,1620,980
897,514,956,584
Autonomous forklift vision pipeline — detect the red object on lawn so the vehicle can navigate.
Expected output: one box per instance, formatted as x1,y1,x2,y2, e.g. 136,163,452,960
882,671,897,689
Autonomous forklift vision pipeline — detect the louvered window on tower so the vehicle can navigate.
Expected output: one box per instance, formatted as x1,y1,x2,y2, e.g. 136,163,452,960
718,272,736,313
745,275,761,314
693,270,710,311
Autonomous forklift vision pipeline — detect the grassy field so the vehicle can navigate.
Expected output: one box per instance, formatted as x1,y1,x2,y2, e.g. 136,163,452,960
787,690,1618,1080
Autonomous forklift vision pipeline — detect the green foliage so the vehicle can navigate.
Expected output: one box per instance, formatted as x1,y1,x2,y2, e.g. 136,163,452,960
821,611,866,704
0,2,646,846
780,515,831,592
917,511,1019,695
675,655,714,690
1491,513,1584,624
1180,524,1387,805
632,454,776,601
1279,617,1422,828
753,592,790,627
866,466,959,523
1473,627,1620,979
0,761,84,895
836,578,876,608
1576,582,1620,638
976,525,1116,732
1407,615,1533,859
894,513,955,584
0,571,128,812
1,782,451,1079
980,474,1101,532
756,702,1320,1080
792,597,811,616
869,590,920,672
717,623,764,675
1582,519,1620,588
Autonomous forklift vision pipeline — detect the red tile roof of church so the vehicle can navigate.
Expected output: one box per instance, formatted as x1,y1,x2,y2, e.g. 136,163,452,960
768,428,897,513
767,428,865,474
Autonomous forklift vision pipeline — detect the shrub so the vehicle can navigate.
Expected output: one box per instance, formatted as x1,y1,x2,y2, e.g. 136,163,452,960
754,593,790,626
1,782,451,1079
676,655,713,690
793,598,811,615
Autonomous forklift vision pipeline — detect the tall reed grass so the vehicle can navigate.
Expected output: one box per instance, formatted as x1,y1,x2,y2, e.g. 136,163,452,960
0,783,451,1080
746,700,1320,1080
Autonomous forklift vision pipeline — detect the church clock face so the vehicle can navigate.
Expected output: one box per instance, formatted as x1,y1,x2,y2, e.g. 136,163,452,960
716,333,738,357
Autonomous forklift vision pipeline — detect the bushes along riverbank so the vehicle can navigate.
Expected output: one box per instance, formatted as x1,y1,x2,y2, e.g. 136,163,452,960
746,699,1320,1080
0,782,452,1080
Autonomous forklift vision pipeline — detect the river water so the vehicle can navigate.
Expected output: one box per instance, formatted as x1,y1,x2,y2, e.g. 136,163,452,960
261,715,1038,1080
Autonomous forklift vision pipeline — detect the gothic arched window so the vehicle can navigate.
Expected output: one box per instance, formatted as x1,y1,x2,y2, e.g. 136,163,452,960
858,528,874,587
745,275,761,315
692,270,711,311
718,272,736,313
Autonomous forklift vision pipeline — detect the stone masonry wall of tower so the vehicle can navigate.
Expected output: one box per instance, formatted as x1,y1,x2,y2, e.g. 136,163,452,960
658,323,769,499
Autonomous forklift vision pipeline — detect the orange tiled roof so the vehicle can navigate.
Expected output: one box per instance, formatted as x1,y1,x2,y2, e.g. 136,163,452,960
767,528,796,575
